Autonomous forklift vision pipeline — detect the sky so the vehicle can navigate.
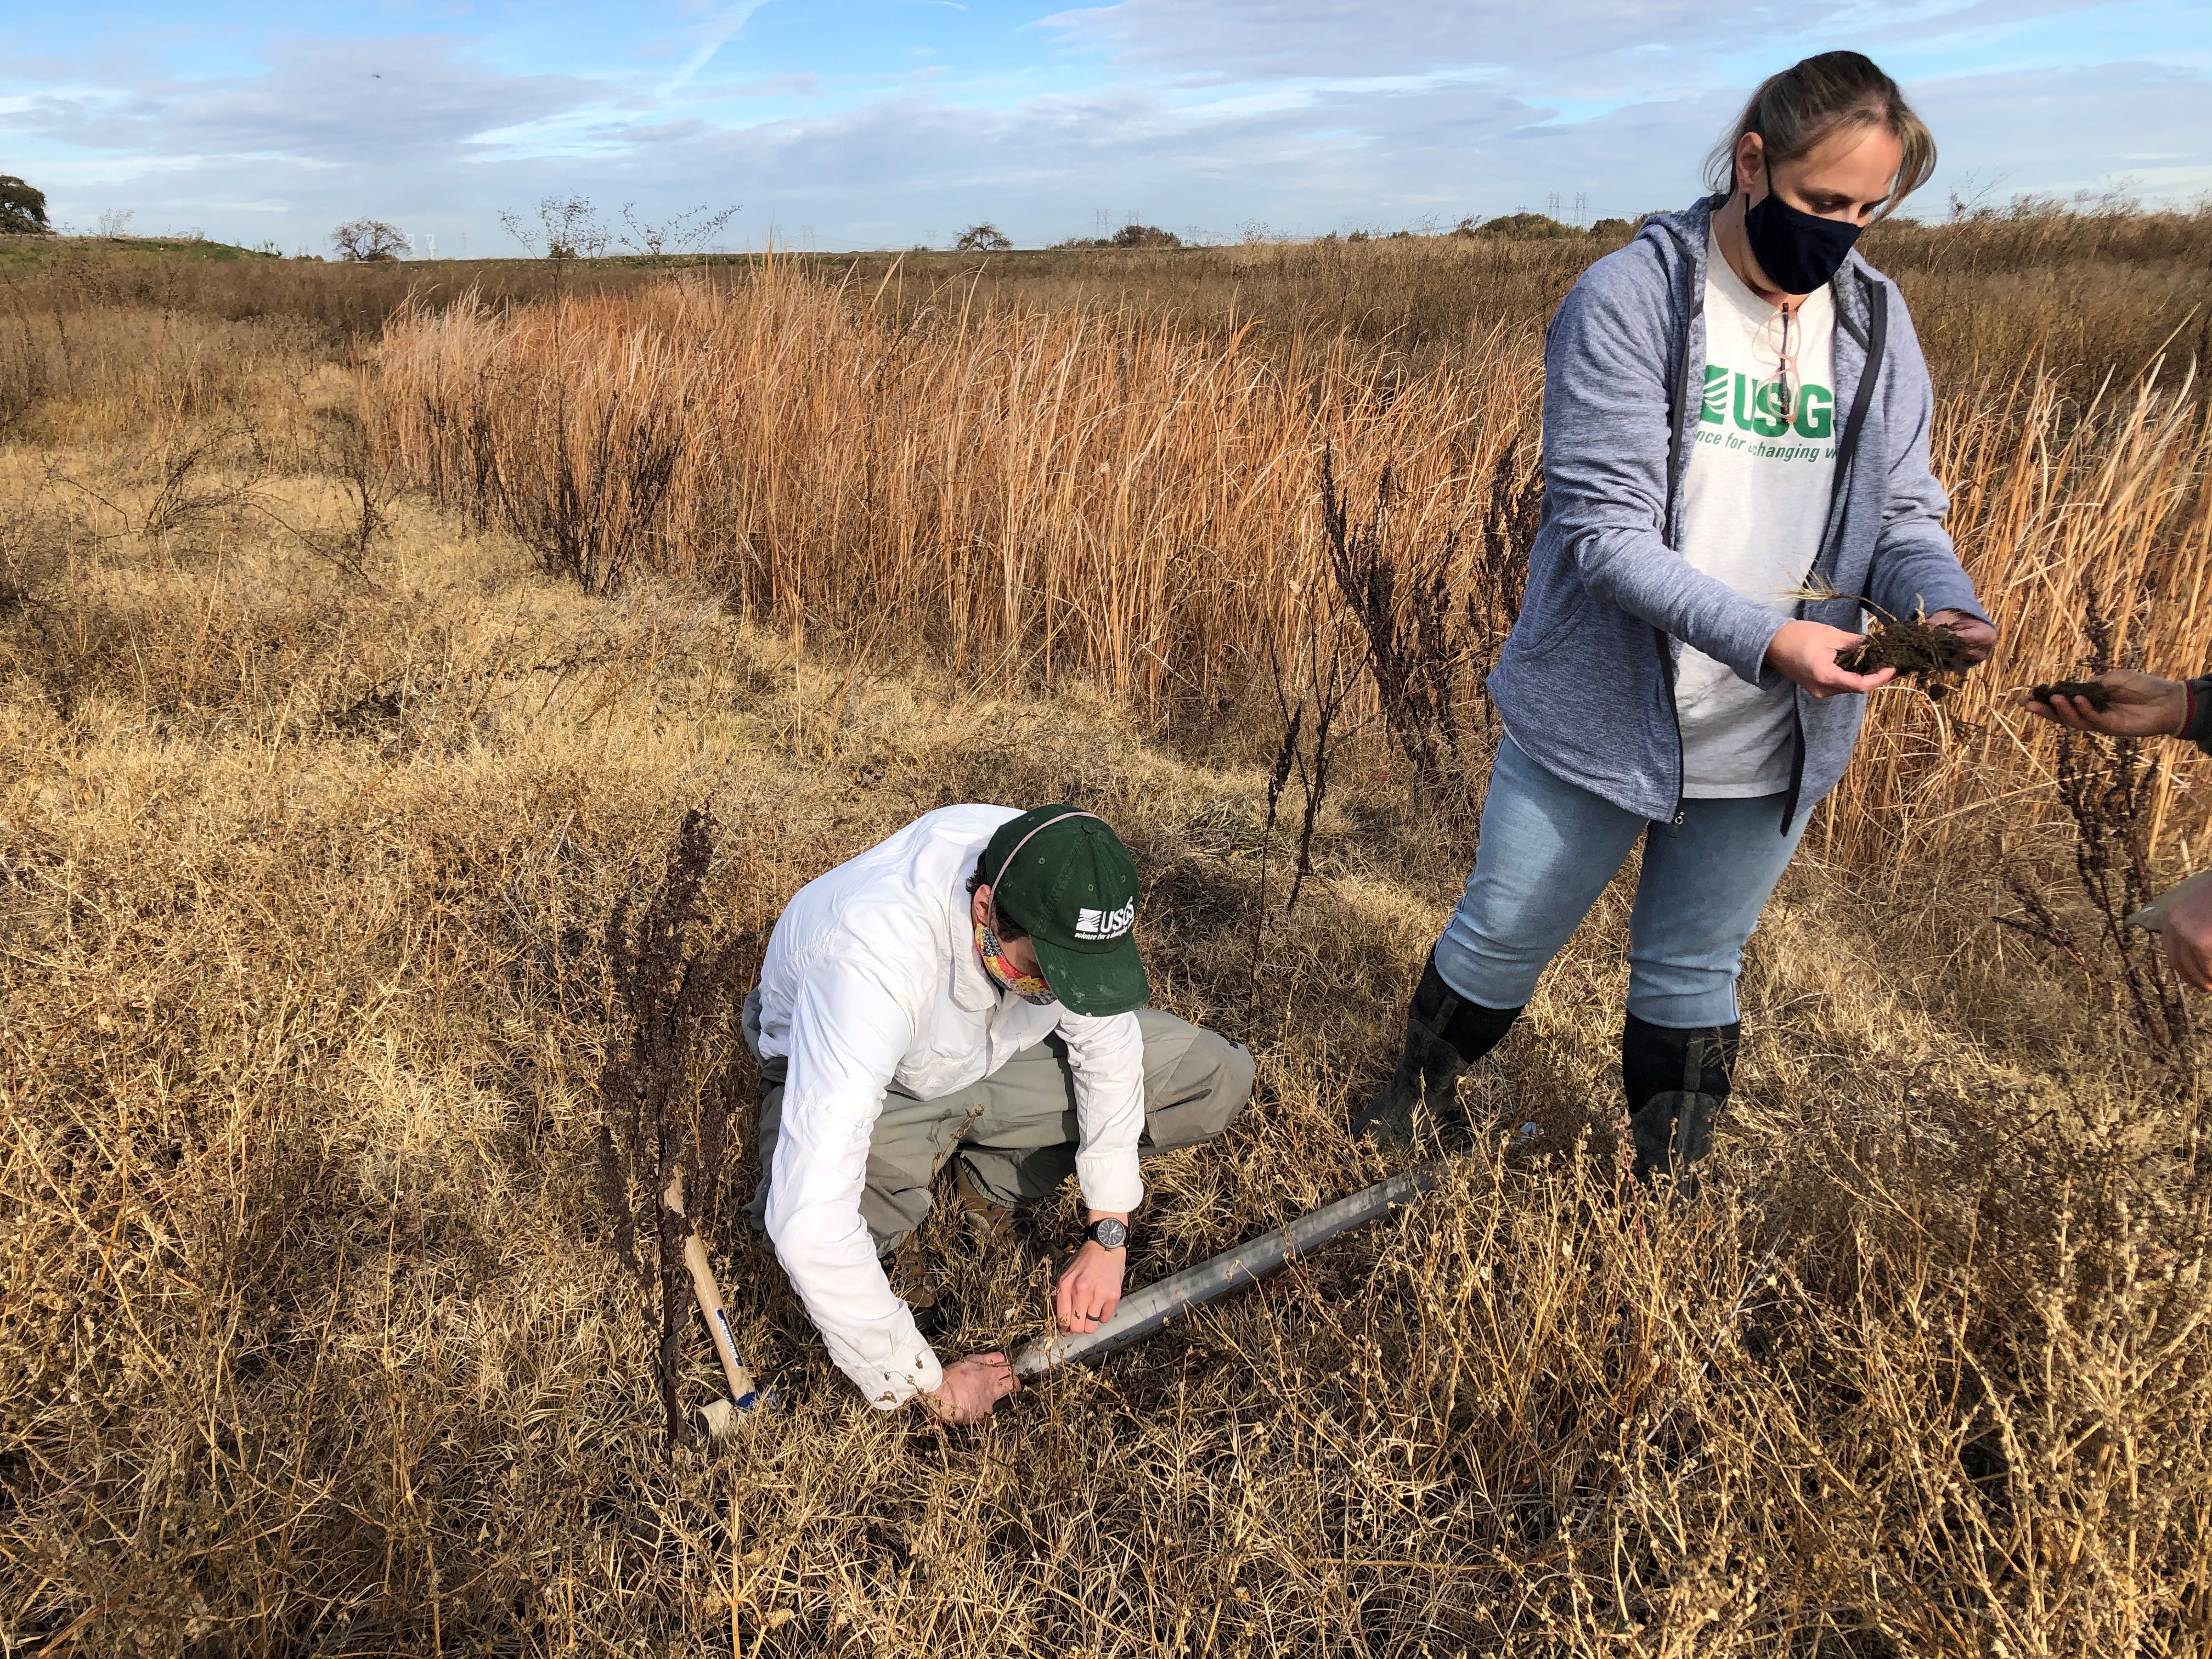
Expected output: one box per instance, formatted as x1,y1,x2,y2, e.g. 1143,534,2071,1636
2,0,2208,256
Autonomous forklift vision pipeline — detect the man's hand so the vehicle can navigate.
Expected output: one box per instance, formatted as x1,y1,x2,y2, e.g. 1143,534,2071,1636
1927,608,1998,664
2017,670,2188,738
1055,1237,1126,1335
2164,878,2212,994
1765,619,1897,699
918,1353,1018,1424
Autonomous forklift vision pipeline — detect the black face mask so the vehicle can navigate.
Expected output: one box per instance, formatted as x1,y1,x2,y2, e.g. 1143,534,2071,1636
1742,167,1862,294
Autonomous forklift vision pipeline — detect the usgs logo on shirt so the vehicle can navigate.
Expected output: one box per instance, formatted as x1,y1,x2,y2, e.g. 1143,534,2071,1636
1075,900,1136,940
1702,363,1835,441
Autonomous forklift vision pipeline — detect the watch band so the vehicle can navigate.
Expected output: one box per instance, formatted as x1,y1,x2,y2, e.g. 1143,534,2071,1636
1085,1217,1128,1250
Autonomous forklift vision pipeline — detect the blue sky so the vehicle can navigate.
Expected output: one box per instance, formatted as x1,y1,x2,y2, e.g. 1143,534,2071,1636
3,0,2207,255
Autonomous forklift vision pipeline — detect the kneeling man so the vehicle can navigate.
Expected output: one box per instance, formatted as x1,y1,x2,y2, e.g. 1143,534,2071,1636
742,804,1255,1421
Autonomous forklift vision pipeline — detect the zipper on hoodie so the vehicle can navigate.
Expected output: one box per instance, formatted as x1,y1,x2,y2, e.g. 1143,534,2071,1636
1658,227,1705,828
1777,271,1889,832
1660,208,1889,833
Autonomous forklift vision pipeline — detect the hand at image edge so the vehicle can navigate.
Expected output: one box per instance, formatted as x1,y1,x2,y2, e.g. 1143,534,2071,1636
2016,670,2189,739
2163,877,2212,994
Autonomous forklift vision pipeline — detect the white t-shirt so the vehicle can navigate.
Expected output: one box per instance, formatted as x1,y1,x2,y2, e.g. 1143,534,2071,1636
1673,228,1838,798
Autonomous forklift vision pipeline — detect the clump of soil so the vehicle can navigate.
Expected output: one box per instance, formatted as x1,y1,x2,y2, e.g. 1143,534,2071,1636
1837,618,1978,699
2028,678,2115,712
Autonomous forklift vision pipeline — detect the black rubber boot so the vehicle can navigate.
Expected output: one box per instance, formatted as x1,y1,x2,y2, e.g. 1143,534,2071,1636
1352,953,1523,1146
1622,1013,1740,1196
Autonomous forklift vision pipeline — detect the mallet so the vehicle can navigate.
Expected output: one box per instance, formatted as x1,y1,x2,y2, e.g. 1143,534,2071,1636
662,1174,769,1437
1012,1160,1447,1380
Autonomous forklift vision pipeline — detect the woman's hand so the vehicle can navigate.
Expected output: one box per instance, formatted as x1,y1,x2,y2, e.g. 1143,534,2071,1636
1055,1238,1126,1335
2017,670,2188,738
1927,609,1997,664
1765,620,1896,698
918,1352,1019,1423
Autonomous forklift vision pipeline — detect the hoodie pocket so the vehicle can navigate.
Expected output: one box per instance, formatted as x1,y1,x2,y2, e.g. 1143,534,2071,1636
1510,573,1595,663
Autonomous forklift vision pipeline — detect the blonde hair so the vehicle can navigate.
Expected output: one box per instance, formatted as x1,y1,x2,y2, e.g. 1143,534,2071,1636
1706,52,1936,219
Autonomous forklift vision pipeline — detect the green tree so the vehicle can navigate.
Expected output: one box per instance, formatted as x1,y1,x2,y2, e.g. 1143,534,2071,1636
955,222,1012,252
0,176,52,235
1458,211,1579,240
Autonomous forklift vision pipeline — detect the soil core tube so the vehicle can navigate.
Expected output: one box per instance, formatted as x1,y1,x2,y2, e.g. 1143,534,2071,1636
1012,1160,1449,1380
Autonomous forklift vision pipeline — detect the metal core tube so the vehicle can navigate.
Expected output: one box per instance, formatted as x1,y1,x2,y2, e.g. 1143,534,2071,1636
1012,1160,1447,1379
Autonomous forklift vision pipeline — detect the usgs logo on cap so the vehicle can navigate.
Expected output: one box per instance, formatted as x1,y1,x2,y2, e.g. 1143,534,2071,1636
1074,900,1136,941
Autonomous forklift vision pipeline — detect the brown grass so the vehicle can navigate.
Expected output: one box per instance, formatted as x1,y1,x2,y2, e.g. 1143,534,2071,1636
362,247,2212,867
3,216,2210,1656
364,269,1534,709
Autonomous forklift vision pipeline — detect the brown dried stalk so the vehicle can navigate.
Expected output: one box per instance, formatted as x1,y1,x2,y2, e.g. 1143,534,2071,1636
592,806,755,1447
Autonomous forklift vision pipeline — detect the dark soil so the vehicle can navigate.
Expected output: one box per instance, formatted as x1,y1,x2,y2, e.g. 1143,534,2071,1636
1837,619,1979,699
2028,679,2116,712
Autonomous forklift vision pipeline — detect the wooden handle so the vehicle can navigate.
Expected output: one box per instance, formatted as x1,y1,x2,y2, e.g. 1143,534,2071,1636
664,1176,759,1406
680,1228,759,1403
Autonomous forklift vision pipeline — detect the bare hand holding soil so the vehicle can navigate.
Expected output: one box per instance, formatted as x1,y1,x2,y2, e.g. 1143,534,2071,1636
1925,608,1997,662
2017,670,2189,737
1834,611,1991,700
1768,619,1897,698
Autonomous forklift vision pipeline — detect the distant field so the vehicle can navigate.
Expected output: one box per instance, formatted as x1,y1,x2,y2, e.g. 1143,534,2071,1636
2,210,2209,1655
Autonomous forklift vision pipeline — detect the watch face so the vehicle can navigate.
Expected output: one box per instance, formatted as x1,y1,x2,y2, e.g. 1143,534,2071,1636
1091,1218,1128,1250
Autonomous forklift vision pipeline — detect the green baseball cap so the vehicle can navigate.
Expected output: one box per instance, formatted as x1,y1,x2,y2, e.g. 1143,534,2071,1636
984,804,1149,1017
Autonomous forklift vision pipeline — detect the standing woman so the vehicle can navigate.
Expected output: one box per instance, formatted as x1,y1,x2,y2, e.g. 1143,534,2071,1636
1357,52,1996,1182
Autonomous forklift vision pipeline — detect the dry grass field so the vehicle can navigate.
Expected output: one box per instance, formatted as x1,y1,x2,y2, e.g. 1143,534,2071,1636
3,210,2210,1656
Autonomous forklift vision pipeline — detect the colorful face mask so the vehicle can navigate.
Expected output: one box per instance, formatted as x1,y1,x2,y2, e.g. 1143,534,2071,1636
976,920,1056,1005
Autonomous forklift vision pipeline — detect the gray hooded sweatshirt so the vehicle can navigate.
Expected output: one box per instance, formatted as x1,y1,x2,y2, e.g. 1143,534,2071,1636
1487,195,1990,831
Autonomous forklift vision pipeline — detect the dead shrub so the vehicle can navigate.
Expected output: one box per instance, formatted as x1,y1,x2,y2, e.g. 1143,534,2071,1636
249,407,400,587
1319,447,1471,799
591,807,758,1448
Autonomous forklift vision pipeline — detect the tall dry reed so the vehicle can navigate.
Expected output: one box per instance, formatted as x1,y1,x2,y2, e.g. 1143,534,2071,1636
1824,366,2212,864
365,258,2212,866
366,264,1536,709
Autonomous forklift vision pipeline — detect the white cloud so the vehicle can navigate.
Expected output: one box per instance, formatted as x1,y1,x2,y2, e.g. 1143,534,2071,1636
664,3,775,97
1904,59,2212,199
9,36,609,167
0,7,2203,252
1043,0,1920,85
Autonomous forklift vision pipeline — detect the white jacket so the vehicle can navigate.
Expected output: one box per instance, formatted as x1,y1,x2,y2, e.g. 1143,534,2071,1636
753,805,1147,1408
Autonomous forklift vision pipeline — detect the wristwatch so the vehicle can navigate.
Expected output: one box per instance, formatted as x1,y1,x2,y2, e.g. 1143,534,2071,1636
1085,1217,1129,1251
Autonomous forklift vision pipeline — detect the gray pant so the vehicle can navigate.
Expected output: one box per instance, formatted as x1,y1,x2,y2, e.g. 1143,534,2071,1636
742,992,1255,1257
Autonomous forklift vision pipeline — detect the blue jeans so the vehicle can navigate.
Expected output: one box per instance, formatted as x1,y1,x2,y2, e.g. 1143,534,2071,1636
1433,736,1808,1028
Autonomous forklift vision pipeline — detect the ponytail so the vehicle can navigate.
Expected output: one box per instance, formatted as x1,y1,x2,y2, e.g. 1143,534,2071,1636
1707,52,1936,219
